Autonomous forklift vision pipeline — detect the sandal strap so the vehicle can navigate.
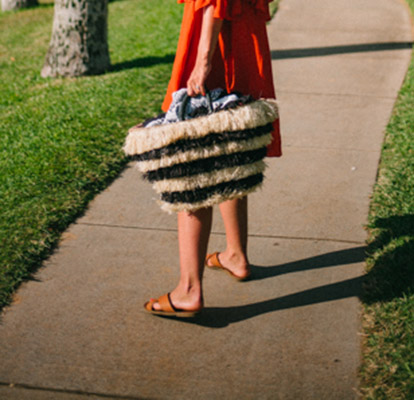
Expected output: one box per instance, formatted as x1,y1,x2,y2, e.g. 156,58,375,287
158,293,176,312
209,252,223,268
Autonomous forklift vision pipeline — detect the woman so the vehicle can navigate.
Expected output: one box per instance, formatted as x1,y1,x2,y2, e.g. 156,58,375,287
145,0,281,316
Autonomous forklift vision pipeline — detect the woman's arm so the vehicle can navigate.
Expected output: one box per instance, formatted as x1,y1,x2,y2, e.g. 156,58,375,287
187,5,223,96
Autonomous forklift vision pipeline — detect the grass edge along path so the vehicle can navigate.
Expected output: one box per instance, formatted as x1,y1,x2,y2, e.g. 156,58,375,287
359,0,414,398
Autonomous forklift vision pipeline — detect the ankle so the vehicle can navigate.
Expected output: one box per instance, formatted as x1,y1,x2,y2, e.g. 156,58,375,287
177,280,202,297
223,248,248,263
172,282,204,309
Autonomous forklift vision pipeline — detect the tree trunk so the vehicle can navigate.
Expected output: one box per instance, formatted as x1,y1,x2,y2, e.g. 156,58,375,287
1,0,38,11
41,0,110,78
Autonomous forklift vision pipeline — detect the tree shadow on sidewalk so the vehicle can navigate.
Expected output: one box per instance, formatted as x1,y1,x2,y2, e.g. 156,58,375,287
271,41,413,60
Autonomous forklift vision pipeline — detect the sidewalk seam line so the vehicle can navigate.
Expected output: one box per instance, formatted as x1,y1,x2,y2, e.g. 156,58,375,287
76,222,365,245
0,381,148,400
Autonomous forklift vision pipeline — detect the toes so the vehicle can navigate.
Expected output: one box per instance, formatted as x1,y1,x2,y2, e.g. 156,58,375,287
145,298,161,311
205,253,214,267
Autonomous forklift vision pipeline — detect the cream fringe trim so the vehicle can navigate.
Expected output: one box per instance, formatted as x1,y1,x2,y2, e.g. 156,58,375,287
152,160,265,194
159,182,263,214
137,133,271,173
123,99,278,156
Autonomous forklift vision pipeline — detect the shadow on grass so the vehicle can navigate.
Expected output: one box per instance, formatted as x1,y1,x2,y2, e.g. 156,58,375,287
36,3,54,9
362,214,414,304
109,54,175,73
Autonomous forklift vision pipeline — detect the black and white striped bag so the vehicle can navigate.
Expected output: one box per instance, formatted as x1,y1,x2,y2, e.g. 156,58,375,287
123,92,278,213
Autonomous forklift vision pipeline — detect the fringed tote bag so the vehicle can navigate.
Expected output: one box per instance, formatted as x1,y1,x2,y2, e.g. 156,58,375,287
123,89,278,213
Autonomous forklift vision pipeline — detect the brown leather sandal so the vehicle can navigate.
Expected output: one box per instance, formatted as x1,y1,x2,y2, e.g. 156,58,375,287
144,293,201,318
205,252,251,281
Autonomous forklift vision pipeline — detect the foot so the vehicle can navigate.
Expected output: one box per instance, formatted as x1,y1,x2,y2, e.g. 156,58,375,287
150,286,203,313
206,251,250,280
145,293,201,318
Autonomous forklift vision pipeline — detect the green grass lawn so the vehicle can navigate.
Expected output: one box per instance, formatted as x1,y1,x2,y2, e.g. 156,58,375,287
0,0,182,309
360,1,414,398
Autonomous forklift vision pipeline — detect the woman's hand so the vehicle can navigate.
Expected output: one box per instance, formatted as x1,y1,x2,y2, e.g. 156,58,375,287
187,59,211,97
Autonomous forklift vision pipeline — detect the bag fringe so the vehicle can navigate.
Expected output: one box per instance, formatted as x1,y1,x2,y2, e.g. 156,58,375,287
123,98,278,213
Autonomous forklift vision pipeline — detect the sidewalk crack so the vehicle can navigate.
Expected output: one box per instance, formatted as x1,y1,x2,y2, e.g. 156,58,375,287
0,381,148,400
77,222,365,245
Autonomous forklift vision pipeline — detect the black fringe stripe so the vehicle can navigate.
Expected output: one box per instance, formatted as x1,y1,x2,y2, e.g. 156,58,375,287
131,123,273,162
143,147,267,182
161,173,263,205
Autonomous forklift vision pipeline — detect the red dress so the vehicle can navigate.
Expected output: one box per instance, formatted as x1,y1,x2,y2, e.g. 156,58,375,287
162,0,281,157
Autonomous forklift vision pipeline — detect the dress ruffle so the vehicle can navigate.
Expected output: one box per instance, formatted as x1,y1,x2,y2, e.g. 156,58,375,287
177,0,272,20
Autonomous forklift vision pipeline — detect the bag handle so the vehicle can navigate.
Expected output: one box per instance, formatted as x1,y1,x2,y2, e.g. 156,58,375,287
178,90,213,121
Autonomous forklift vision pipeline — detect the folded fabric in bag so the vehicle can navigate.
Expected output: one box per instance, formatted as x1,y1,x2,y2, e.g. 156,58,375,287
123,89,278,213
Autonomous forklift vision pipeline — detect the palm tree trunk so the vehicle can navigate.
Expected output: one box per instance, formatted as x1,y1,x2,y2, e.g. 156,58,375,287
1,0,38,11
41,0,110,78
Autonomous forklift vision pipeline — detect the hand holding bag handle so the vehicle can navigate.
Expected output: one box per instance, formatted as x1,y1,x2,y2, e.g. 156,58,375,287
178,90,213,121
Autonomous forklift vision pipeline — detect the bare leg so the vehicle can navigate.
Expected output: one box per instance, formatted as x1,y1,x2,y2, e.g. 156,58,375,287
152,207,212,311
207,197,250,279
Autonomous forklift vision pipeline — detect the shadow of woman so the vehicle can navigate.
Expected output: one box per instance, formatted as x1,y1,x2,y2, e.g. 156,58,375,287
188,276,363,328
159,246,367,328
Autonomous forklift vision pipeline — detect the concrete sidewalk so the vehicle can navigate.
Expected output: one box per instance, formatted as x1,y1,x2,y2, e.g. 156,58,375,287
0,0,412,399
